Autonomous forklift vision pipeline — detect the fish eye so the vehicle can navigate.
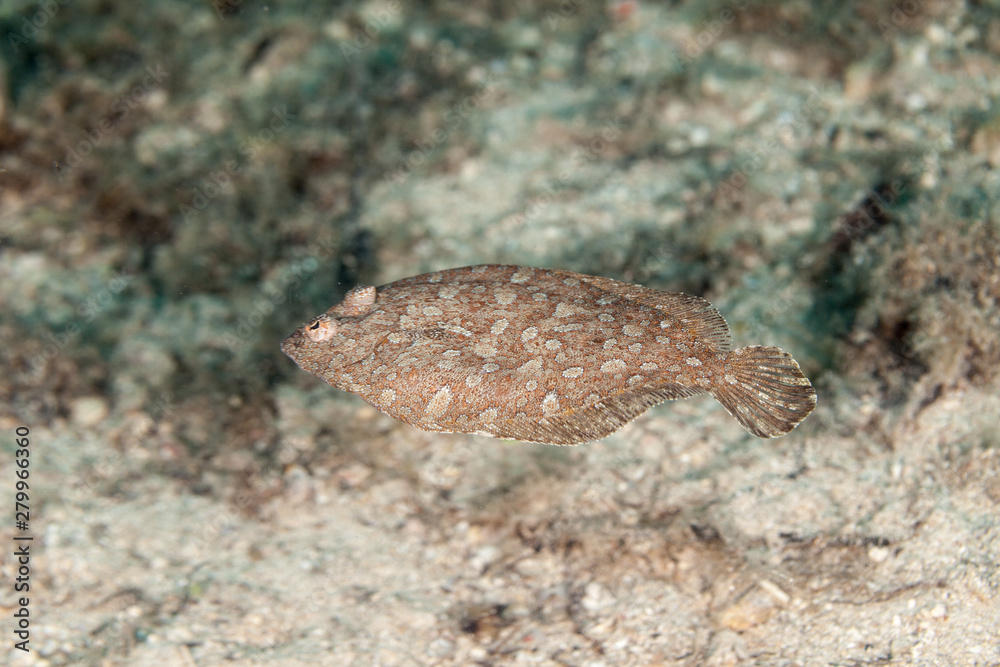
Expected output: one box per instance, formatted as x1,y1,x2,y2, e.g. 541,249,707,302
304,315,338,342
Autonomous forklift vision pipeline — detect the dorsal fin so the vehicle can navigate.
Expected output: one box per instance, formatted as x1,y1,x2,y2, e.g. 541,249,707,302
565,271,733,352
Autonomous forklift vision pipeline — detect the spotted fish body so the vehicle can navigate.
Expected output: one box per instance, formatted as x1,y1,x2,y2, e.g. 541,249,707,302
281,265,816,445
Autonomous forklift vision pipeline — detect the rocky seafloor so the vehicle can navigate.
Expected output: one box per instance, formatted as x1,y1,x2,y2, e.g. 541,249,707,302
1,0,999,665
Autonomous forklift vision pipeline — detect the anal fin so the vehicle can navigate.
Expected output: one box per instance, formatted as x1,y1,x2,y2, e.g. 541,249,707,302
493,384,705,446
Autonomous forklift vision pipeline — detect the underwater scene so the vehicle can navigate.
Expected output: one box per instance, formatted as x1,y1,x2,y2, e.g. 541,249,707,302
1,0,999,664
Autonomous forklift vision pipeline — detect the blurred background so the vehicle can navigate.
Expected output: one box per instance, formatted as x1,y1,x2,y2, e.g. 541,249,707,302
1,0,999,665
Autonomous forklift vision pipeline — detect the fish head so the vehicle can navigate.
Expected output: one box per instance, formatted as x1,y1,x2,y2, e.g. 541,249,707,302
280,284,381,383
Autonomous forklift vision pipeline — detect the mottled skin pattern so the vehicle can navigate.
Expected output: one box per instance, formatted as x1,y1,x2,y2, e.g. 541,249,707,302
281,265,817,445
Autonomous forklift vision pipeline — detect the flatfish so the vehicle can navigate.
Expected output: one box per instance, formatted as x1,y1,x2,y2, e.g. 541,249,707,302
281,265,816,444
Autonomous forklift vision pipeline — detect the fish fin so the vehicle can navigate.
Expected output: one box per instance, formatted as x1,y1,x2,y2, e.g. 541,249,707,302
647,292,732,352
709,346,817,438
570,272,732,352
644,383,705,400
498,385,704,445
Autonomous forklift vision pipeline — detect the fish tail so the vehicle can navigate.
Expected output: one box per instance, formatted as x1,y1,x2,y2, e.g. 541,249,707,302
709,346,817,437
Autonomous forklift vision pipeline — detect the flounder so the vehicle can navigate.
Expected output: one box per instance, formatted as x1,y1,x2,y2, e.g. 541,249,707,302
281,264,816,445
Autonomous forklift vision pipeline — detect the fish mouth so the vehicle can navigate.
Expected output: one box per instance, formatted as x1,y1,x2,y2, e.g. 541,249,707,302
280,329,304,359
